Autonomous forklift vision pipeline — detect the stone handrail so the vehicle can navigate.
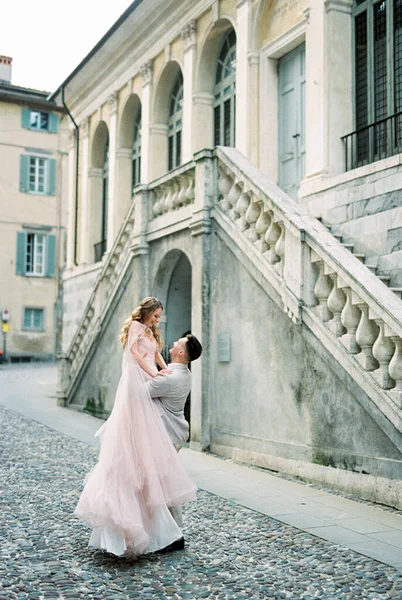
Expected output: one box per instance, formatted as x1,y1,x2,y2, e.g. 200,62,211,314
148,160,196,219
215,147,402,431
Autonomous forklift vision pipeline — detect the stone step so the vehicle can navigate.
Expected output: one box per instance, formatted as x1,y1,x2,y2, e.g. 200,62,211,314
390,287,402,299
366,265,377,274
353,253,365,262
342,243,355,251
378,275,391,285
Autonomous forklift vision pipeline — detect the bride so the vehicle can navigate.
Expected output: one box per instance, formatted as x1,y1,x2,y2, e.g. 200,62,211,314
74,297,197,557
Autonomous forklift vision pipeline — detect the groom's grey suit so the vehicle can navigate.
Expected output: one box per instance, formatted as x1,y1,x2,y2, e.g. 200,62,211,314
146,363,192,529
146,363,191,447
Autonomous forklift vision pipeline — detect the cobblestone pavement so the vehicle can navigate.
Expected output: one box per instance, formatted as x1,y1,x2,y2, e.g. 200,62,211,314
1,406,402,600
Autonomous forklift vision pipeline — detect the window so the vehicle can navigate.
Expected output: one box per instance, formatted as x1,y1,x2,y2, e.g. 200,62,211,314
20,155,56,195
21,108,59,133
26,233,46,275
16,232,56,278
132,108,142,190
214,28,236,147
29,156,46,193
350,0,402,166
168,72,183,171
23,308,44,331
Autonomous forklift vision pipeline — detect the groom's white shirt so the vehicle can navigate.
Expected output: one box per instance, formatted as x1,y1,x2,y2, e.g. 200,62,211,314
146,363,191,445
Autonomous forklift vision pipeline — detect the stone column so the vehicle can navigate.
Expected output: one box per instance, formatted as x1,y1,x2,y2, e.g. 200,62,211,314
115,148,133,235
235,0,253,159
301,0,353,191
140,60,153,184
181,21,197,164
79,117,90,264
192,93,214,154
107,92,118,251
189,149,214,451
324,0,353,176
66,129,76,269
87,168,103,262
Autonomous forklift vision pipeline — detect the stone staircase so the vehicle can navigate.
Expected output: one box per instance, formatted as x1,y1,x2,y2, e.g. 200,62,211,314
319,219,402,300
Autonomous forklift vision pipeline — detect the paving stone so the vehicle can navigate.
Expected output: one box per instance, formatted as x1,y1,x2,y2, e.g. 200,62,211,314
0,405,401,600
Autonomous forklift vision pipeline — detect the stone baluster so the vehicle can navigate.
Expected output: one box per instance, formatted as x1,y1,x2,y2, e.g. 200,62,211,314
340,288,361,354
274,221,285,274
153,185,164,217
168,179,179,211
264,214,281,264
372,319,395,389
235,190,251,232
389,336,402,408
162,184,172,214
218,166,232,211
244,192,260,242
227,181,242,221
313,261,333,322
326,273,346,336
176,175,187,208
185,173,195,205
254,207,270,253
355,303,379,371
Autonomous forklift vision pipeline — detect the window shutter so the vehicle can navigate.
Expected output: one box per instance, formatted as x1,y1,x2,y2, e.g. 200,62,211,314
45,234,57,278
16,232,27,275
21,108,31,129
48,113,59,133
47,158,57,195
19,155,29,192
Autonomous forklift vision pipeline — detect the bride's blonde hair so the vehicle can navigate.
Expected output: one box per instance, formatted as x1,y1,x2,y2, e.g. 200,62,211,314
120,296,163,350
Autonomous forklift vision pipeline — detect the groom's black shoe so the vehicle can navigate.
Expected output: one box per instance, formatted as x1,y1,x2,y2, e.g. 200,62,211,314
157,537,185,554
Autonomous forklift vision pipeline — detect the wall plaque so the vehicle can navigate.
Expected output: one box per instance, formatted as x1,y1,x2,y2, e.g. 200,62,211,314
218,333,231,362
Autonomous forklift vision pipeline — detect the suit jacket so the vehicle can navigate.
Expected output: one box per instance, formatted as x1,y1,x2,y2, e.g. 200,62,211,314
146,363,191,445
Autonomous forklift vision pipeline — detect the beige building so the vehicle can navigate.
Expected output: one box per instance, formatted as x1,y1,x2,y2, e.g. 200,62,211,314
0,56,68,361
54,1,402,506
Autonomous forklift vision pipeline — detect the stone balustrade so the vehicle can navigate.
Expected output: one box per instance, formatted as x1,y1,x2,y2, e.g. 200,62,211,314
149,162,195,218
216,146,402,417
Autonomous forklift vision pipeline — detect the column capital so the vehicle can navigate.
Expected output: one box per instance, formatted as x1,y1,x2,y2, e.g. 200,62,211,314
108,91,118,115
80,117,90,138
140,60,153,86
324,0,353,13
247,50,260,67
88,167,103,178
181,20,197,50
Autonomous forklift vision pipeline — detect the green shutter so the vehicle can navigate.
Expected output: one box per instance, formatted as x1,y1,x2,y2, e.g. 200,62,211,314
47,159,57,195
48,113,59,133
20,155,29,192
45,234,56,278
16,232,27,275
22,108,31,129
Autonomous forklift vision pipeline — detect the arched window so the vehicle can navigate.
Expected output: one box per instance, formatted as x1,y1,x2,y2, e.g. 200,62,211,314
101,139,109,256
214,28,236,147
352,0,402,166
132,108,142,190
168,72,183,171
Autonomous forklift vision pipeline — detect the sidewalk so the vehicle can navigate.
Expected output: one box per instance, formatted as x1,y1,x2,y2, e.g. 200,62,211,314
1,363,401,574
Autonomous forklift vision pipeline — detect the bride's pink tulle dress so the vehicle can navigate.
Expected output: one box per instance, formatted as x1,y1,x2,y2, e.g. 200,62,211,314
74,320,197,557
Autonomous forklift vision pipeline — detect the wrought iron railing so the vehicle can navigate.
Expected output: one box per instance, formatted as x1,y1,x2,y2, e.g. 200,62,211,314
341,111,402,171
94,239,107,263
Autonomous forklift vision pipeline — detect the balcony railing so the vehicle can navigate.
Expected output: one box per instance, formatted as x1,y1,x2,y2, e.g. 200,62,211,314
94,239,107,263
341,111,402,171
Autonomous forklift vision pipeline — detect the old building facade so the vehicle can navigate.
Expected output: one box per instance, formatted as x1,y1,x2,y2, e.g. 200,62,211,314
0,57,68,360
54,0,402,507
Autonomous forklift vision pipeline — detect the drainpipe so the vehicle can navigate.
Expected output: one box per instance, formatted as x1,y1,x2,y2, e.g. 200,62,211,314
61,86,79,266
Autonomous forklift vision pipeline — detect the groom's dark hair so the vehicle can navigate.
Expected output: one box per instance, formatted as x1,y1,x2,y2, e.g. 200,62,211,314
184,333,202,362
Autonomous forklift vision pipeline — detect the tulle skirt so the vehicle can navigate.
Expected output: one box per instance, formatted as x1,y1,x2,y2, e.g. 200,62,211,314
74,354,196,556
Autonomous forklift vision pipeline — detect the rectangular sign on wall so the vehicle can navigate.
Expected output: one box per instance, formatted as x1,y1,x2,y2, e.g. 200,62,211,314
218,333,231,362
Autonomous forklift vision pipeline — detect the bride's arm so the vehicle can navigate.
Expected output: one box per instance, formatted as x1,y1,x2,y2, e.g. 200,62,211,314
130,341,158,378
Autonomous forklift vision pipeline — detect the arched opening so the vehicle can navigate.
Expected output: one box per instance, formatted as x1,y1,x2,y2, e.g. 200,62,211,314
89,120,109,263
213,27,236,147
194,19,237,152
150,61,183,179
115,94,142,238
154,250,192,428
168,71,183,171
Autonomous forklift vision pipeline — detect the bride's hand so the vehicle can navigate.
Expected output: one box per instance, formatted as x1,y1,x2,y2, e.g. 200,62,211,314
157,368,172,376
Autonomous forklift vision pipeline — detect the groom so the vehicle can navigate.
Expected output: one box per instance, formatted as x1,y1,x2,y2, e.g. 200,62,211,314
146,332,202,551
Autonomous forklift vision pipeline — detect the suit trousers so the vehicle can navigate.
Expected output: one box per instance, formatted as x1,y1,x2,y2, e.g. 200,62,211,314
169,443,184,528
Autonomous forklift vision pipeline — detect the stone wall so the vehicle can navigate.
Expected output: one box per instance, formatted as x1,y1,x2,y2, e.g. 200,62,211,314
209,232,402,481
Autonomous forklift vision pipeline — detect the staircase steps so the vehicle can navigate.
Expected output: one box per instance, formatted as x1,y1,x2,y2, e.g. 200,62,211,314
318,218,401,299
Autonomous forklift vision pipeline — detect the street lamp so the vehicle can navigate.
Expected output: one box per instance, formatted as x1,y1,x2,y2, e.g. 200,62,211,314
1,309,10,363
